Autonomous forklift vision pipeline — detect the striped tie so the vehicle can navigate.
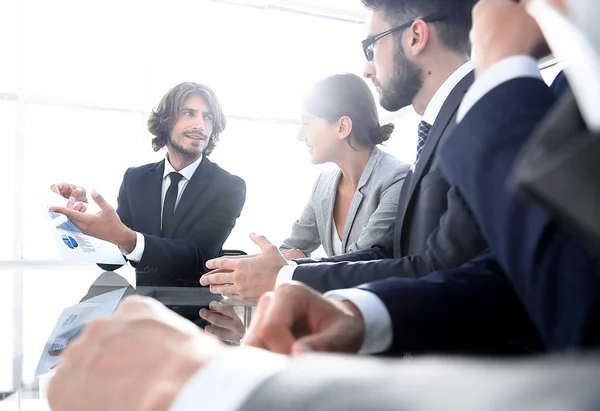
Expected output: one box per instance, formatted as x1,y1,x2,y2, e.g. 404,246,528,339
415,120,432,165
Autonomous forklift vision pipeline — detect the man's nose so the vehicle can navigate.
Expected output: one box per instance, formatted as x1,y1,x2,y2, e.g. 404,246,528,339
363,61,375,79
192,119,206,133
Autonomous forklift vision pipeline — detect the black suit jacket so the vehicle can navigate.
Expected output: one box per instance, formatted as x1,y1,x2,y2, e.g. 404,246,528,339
360,77,600,355
293,71,488,292
100,157,246,286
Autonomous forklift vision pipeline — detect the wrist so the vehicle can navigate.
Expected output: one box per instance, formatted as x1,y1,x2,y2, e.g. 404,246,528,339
116,226,137,253
147,341,230,411
340,300,366,333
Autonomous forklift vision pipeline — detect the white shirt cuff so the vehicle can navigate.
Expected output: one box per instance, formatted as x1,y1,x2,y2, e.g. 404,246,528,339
276,261,297,286
325,288,392,355
122,232,144,262
457,55,542,122
169,347,289,411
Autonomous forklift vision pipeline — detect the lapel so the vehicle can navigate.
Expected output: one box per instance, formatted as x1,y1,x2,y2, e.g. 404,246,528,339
341,148,379,250
395,71,474,250
165,156,215,238
143,160,165,236
320,170,341,256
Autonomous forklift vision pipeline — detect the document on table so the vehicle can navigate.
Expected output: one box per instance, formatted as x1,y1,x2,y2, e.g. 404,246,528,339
35,288,128,376
43,191,126,265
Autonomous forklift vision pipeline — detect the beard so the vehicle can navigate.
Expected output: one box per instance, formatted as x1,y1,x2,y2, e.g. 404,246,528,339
379,44,424,112
168,133,208,160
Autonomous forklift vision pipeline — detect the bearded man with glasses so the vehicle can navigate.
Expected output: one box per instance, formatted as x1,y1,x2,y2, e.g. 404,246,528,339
202,0,493,318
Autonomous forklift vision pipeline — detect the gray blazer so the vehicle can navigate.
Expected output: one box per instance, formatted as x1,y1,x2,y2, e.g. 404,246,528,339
280,148,410,257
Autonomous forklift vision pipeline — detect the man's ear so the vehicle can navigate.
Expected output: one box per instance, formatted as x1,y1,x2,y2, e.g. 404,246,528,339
406,18,431,57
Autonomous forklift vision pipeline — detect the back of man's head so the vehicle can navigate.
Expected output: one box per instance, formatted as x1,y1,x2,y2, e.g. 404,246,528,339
362,0,478,56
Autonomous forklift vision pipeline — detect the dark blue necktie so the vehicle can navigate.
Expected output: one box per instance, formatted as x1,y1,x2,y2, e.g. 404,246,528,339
416,120,432,165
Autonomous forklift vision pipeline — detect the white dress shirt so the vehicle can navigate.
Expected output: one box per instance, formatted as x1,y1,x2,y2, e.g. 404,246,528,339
169,57,544,411
331,220,343,256
124,154,203,262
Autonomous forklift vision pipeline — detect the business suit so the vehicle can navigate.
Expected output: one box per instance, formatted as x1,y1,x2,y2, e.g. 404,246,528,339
512,90,600,257
280,148,410,257
101,156,246,286
358,76,600,355
291,71,488,292
240,352,600,411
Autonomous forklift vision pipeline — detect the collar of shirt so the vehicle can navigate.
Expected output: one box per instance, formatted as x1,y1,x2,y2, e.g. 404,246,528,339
421,61,474,125
163,154,203,182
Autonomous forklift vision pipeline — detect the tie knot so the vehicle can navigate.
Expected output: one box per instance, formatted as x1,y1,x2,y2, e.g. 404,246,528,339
168,172,183,184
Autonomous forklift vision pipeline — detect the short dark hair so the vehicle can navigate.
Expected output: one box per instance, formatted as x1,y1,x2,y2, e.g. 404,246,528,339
147,82,226,156
303,73,394,149
362,0,477,56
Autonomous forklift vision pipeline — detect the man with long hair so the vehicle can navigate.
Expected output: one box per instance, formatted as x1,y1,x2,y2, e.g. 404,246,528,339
51,82,246,285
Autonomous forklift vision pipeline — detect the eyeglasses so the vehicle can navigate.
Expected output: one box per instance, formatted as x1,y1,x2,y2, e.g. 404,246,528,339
361,13,445,61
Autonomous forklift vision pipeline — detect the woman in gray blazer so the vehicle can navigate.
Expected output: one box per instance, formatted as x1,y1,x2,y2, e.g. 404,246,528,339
280,74,410,258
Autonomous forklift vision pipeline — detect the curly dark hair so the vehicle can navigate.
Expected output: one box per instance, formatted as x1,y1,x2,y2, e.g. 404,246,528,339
362,0,477,57
147,82,226,156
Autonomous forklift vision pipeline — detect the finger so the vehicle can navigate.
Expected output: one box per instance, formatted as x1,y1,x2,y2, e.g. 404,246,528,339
249,233,276,252
199,309,234,328
67,196,76,209
208,301,237,318
73,202,86,213
90,190,113,212
50,183,62,195
217,253,259,260
51,182,73,199
200,271,235,286
209,284,237,297
291,329,342,355
204,325,239,344
243,292,273,348
71,187,87,202
244,292,295,354
205,257,242,271
48,207,86,224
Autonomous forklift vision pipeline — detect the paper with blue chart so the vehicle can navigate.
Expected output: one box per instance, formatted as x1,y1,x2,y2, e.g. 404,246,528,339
44,191,126,264
35,287,128,376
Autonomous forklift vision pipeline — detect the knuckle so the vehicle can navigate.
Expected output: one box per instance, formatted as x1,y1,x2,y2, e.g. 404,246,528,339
119,296,148,311
276,282,296,296
83,318,109,338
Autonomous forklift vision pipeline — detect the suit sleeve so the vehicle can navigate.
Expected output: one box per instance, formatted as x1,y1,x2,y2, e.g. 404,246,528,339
357,251,542,355
440,77,600,349
98,168,133,272
239,352,600,411
291,185,486,293
138,175,246,274
346,165,408,253
280,174,322,257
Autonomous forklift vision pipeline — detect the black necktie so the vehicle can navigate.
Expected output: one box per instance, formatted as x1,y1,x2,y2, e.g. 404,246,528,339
415,120,432,164
162,172,183,236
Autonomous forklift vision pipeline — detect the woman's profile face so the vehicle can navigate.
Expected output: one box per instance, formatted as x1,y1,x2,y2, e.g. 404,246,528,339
297,111,342,164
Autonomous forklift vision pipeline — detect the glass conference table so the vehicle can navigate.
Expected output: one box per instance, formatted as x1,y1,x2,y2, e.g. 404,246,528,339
0,262,255,410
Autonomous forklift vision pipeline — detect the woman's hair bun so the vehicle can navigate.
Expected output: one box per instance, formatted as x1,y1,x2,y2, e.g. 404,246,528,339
370,123,395,145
